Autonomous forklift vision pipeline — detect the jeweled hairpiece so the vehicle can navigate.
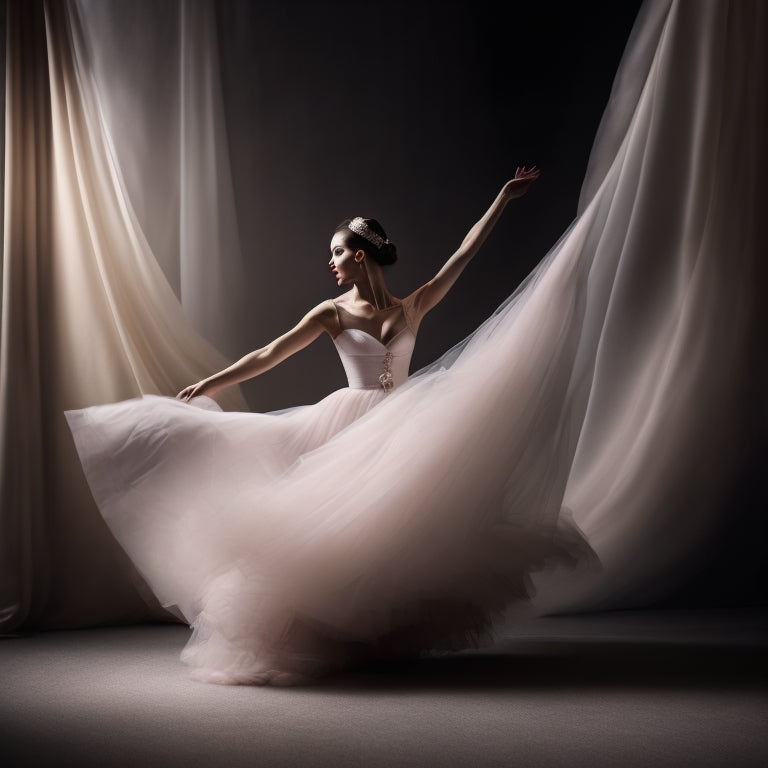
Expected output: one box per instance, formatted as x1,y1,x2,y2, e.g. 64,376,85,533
348,217,386,250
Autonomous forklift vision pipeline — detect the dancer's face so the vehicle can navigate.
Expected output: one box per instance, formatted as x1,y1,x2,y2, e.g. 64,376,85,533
329,233,364,287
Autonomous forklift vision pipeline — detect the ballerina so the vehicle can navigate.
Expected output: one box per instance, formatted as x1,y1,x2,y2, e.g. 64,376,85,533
176,166,541,405
66,164,596,685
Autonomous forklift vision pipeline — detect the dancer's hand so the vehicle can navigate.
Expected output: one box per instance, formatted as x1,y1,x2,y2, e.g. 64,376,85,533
501,166,541,200
177,379,218,402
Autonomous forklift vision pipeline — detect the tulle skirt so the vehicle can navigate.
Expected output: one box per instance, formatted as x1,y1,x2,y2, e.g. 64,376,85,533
62,0,765,670
66,304,596,685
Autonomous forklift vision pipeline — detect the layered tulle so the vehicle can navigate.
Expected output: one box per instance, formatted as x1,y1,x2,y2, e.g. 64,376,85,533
63,0,766,682
66,283,596,682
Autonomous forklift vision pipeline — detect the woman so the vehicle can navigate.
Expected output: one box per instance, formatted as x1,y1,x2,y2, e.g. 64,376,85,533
66,165,593,685
176,166,541,405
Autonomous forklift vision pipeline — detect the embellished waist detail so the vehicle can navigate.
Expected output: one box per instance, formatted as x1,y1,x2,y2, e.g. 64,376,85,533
379,351,394,392
336,352,410,391
332,327,416,391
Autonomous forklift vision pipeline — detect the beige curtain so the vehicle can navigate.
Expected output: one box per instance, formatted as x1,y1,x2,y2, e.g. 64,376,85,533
0,0,246,632
73,0,249,360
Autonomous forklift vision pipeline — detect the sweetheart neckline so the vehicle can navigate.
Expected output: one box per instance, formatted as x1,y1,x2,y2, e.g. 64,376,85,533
333,326,414,349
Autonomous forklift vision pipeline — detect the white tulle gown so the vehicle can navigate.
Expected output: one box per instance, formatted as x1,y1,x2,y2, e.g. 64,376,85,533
51,0,765,668
65,293,594,684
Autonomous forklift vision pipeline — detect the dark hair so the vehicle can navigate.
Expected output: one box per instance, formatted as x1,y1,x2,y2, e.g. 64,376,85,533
335,218,398,266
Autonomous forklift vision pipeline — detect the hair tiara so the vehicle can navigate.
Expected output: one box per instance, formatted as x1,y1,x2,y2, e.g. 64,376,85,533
348,217,387,250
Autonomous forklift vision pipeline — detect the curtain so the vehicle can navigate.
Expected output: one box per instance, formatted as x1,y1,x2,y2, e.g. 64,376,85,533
73,0,249,360
408,0,767,611
541,0,767,610
0,0,246,632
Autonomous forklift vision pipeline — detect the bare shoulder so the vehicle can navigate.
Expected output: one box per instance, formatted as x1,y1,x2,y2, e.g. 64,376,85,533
304,298,340,335
326,289,356,311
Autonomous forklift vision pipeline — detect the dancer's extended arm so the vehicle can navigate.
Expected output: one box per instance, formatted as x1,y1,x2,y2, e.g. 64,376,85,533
408,166,540,320
176,303,336,401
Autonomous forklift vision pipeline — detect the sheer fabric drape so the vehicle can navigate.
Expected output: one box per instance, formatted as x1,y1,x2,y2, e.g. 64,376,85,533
405,0,766,610
537,0,766,609
72,0,248,360
0,0,246,632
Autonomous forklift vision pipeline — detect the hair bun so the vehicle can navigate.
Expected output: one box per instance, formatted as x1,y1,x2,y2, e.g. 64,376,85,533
378,242,398,266
335,217,397,266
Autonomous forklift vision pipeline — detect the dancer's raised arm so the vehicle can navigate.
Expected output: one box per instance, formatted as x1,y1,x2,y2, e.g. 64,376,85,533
176,302,336,401
408,166,540,321
178,167,538,402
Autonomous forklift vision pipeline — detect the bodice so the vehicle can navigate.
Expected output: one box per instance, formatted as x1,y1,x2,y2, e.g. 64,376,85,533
332,327,416,391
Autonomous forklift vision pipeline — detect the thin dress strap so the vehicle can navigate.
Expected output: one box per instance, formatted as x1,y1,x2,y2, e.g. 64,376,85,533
327,298,343,335
329,295,415,342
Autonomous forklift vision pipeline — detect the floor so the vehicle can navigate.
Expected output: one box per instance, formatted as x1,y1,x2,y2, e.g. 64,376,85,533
1,608,766,767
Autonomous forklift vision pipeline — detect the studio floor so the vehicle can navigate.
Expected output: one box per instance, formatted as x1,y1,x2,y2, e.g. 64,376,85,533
1,608,766,768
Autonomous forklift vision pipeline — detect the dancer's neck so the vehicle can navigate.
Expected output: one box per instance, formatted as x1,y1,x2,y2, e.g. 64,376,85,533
352,260,396,311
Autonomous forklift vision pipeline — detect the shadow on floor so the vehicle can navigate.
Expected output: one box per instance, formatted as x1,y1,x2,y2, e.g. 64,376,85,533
313,638,768,693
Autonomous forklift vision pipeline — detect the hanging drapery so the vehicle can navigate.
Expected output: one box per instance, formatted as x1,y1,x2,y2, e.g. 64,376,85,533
73,0,249,360
1,0,51,632
405,0,766,612
539,0,767,609
0,0,246,633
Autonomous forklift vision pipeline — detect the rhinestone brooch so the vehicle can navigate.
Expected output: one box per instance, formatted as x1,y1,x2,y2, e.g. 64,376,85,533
379,351,394,392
